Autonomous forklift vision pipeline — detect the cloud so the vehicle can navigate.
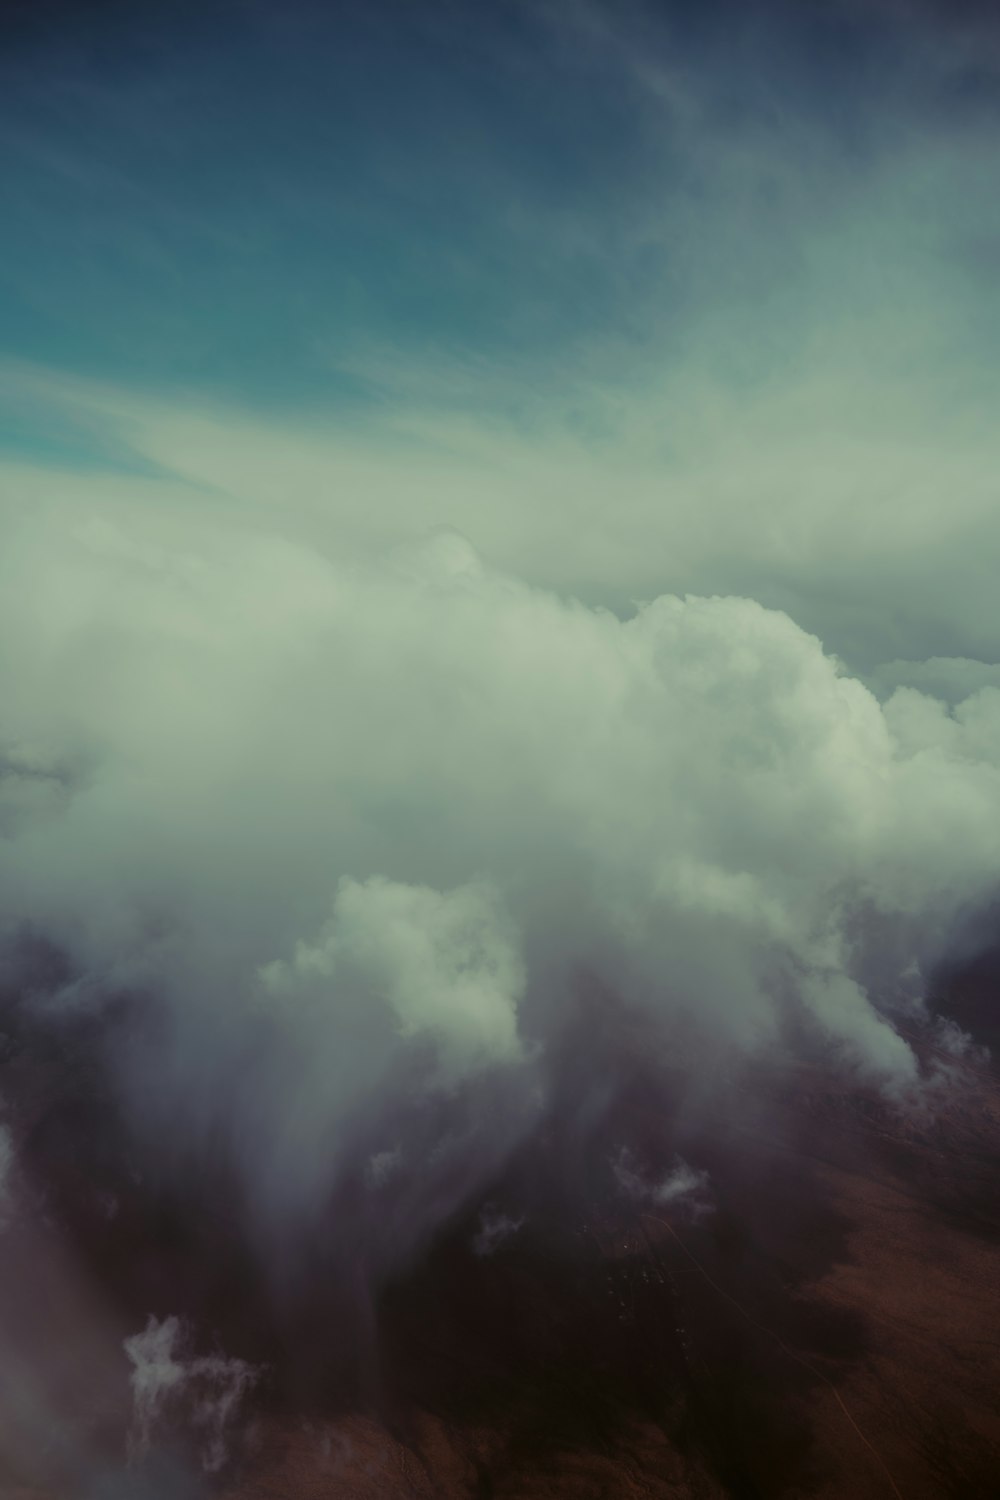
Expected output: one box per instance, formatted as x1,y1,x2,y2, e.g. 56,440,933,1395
124,1316,259,1475
612,1149,713,1221
365,1146,403,1189
1,501,1000,1278
260,875,525,1074
868,658,1000,706
0,1124,13,1226
472,1204,525,1257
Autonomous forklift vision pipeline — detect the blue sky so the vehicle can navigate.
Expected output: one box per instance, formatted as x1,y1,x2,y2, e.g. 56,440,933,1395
2,0,994,404
2,0,1000,670
2,1,671,399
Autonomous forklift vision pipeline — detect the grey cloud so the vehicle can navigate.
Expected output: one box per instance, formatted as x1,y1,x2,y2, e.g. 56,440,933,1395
868,656,1000,705
612,1149,713,1221
472,1205,525,1257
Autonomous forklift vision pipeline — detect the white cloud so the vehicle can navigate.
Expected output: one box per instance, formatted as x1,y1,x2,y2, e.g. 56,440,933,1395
3,2,1000,1480
2,407,1000,1260
261,876,525,1074
124,1315,259,1474
124,1316,188,1461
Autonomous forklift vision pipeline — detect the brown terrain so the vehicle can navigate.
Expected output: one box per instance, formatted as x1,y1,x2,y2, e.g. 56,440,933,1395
1,959,999,1500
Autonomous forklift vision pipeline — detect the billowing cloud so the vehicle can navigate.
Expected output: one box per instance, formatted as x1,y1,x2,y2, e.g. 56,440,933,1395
260,875,525,1072
1,506,999,1272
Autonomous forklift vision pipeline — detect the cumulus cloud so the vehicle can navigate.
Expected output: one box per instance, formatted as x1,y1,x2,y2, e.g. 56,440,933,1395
1,505,999,1265
260,875,525,1075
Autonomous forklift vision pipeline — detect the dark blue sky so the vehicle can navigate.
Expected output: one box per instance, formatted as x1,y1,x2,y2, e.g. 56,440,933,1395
2,0,996,417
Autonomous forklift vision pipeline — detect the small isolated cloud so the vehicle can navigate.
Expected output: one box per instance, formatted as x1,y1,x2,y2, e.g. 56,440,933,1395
0,1123,14,1226
927,1017,991,1079
472,1204,525,1257
124,1315,261,1474
366,1146,403,1189
930,1017,983,1060
612,1149,713,1222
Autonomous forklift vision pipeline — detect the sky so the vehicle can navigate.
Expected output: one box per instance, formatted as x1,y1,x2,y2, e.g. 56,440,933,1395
3,0,1000,672
2,2,1000,1438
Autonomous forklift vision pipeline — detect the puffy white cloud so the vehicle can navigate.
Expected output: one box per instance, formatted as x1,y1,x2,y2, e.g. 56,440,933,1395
1,508,999,1259
261,875,525,1074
